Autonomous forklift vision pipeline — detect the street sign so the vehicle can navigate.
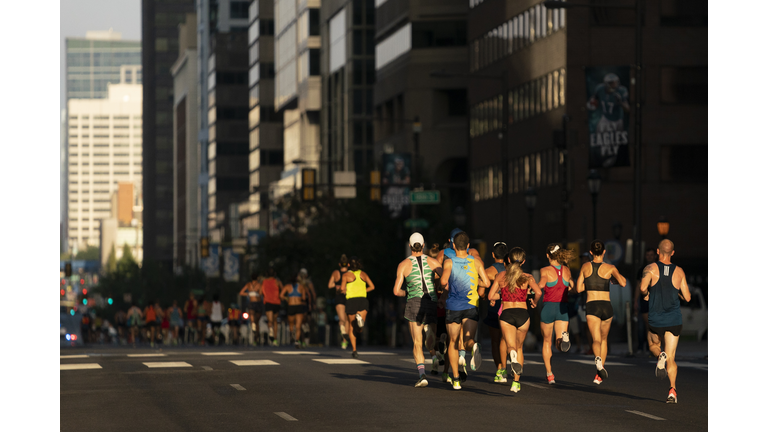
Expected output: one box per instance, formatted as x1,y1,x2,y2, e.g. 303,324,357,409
409,190,440,204
405,219,429,229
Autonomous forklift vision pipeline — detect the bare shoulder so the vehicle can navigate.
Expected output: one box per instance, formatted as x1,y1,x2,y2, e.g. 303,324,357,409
426,256,441,268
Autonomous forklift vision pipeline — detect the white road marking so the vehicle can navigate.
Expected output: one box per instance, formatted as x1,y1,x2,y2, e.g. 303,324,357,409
200,352,243,356
127,353,168,357
355,351,395,355
274,412,298,421
60,355,89,359
230,384,246,391
230,360,280,366
567,359,632,366
274,351,320,355
60,363,102,370
312,359,369,365
142,362,193,368
401,359,434,364
202,366,213,371
523,382,547,389
626,410,666,421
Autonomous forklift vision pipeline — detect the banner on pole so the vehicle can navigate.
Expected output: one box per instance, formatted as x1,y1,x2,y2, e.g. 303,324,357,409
381,153,411,218
586,66,631,168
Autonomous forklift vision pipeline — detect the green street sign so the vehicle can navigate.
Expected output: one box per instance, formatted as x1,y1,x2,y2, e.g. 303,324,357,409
409,190,440,204
405,218,430,229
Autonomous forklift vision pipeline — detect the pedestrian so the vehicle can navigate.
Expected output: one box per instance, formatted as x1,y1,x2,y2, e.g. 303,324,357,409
340,256,376,358
327,255,351,349
169,300,184,345
639,239,691,404
488,247,542,393
575,240,627,384
261,268,283,346
210,294,224,345
484,241,510,384
438,231,490,390
280,273,309,349
392,232,443,388
538,243,576,385
634,247,658,354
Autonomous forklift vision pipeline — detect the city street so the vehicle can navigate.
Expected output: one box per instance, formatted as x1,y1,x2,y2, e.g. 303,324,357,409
60,342,708,431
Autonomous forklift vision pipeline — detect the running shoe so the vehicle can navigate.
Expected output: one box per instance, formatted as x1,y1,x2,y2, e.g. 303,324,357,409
459,370,468,383
470,343,482,371
415,374,429,388
341,341,348,350
272,339,279,347
458,354,467,380
295,341,300,349
510,381,521,393
439,333,448,355
352,351,359,359
593,374,602,385
431,356,439,375
666,387,677,404
547,374,556,385
494,369,507,383
508,350,523,376
595,356,608,380
355,313,364,328
656,351,668,379
442,373,452,383
560,332,571,352
452,379,462,390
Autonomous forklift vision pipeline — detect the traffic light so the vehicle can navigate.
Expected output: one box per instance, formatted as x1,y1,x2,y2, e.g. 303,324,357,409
65,263,72,277
370,171,381,201
201,237,209,258
82,288,87,295
300,168,316,202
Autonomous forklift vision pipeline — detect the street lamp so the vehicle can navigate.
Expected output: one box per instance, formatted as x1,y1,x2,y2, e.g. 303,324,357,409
525,187,537,270
430,68,509,240
587,170,601,240
657,216,669,239
545,0,644,286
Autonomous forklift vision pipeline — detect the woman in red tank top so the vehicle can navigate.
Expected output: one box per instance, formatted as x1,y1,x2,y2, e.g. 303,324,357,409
259,267,283,346
488,247,542,393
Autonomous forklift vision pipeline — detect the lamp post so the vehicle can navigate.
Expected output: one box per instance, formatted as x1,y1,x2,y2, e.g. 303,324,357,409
657,216,669,239
587,170,601,240
545,0,644,285
430,69,508,240
525,187,537,270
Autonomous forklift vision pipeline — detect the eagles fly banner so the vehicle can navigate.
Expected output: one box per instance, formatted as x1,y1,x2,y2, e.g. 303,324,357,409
586,67,631,168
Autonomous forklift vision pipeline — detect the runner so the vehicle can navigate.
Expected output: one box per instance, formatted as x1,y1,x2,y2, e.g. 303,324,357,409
539,243,576,384
183,292,198,344
196,296,209,346
260,268,283,346
438,231,490,390
392,232,443,387
484,241,510,384
239,272,262,344
299,268,315,347
340,257,375,358
280,273,309,349
169,300,184,346
143,301,159,347
210,294,224,345
634,248,658,354
488,247,542,393
327,255,351,349
639,239,691,404
126,303,143,346
575,240,627,384
428,243,449,379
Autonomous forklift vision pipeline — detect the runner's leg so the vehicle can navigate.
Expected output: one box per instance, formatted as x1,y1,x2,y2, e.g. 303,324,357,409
664,331,680,390
446,321,462,381
554,319,569,352
541,321,555,376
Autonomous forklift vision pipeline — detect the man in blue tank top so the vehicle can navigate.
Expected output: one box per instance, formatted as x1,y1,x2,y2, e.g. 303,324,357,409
639,239,691,404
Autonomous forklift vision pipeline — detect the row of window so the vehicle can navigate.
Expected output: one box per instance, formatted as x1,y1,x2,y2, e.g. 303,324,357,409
471,148,563,202
471,1,565,72
470,68,566,138
68,172,140,176
70,153,135,157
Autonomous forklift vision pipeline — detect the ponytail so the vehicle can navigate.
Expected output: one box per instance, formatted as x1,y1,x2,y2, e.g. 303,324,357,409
503,247,527,295
546,243,575,267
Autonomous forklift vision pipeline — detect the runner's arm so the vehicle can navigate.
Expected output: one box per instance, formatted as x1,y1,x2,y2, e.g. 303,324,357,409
528,275,543,308
327,271,338,289
476,261,490,298
426,257,443,279
575,264,587,293
362,271,375,292
340,272,349,294
639,264,653,300
488,275,501,303
676,268,692,302
239,283,250,296
279,286,289,302
392,261,407,297
610,266,627,287
438,260,453,308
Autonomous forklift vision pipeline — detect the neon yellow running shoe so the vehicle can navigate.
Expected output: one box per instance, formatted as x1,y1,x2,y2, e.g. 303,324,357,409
510,381,521,393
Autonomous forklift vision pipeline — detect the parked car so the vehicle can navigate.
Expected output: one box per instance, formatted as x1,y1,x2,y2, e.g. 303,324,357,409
679,285,707,341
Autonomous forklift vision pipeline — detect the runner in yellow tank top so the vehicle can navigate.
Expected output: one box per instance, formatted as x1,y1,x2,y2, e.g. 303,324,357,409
341,256,375,358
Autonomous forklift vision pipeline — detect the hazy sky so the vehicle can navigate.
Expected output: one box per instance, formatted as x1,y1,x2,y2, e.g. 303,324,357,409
60,0,141,110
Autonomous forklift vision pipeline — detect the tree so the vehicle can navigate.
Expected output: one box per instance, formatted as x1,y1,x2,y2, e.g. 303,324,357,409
75,245,100,261
106,244,117,274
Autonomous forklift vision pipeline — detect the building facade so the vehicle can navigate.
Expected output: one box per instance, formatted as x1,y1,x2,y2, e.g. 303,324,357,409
67,82,143,252
467,0,707,278
142,0,196,269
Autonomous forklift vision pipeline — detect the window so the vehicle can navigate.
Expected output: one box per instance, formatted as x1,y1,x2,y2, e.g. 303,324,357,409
230,1,249,19
309,49,320,76
661,67,707,104
260,149,284,165
412,21,467,48
309,9,320,36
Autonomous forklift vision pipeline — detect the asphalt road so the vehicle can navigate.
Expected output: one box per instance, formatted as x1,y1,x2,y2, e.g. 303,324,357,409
60,343,708,432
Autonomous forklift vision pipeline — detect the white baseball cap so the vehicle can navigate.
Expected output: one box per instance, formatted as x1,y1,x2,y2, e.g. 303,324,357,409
409,232,425,247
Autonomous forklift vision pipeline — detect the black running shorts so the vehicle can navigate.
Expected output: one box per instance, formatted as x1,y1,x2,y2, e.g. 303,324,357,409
287,305,304,316
649,324,682,338
499,308,530,328
335,291,347,306
445,308,479,324
346,297,369,314
265,303,281,314
404,296,437,324
586,300,613,320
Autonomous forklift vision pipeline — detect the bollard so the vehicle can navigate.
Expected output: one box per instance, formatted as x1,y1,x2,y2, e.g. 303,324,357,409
625,301,633,356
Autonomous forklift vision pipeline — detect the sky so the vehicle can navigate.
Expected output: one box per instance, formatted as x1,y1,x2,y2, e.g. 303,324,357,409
60,0,141,110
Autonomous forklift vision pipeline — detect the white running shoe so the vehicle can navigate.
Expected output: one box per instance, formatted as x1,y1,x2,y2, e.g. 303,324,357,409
415,374,429,388
656,351,668,379
355,313,364,328
458,354,466,367
595,356,608,379
470,343,482,371
508,350,523,376
560,332,571,352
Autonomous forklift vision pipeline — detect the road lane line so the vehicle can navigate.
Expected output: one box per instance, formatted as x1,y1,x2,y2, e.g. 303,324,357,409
230,360,280,366
274,351,320,355
626,410,666,421
60,355,89,359
200,352,243,356
355,351,395,355
142,362,193,368
230,384,246,391
312,359,369,365
274,412,298,421
60,363,102,370
567,359,632,366
523,382,547,389
127,353,168,357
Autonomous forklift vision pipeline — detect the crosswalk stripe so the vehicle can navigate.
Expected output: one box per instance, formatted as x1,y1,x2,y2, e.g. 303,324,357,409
274,351,320,355
626,410,666,421
230,360,280,366
143,362,193,368
355,352,395,355
60,355,89,359
127,353,167,357
230,384,246,391
312,359,369,365
200,352,243,356
60,363,101,370
274,412,298,421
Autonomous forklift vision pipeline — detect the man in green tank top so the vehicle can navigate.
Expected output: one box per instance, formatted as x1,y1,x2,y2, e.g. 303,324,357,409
393,232,443,387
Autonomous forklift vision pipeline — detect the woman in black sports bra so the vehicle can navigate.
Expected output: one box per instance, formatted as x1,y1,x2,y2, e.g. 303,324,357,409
576,240,626,385
327,254,350,349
